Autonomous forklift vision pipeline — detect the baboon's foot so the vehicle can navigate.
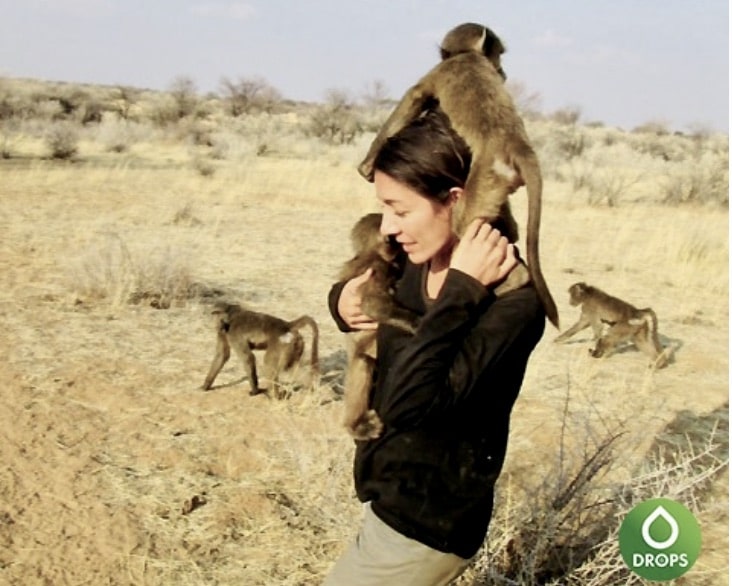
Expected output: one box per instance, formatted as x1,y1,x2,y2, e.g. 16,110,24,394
358,159,375,181
272,385,293,400
493,262,530,297
650,350,671,370
349,409,384,440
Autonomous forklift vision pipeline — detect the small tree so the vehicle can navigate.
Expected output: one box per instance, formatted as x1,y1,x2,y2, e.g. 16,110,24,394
632,120,670,136
360,79,392,108
309,89,362,145
506,80,543,119
115,86,140,121
168,75,198,120
219,76,282,116
550,105,582,126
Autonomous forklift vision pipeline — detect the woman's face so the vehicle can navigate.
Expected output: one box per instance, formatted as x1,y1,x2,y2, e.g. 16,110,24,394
374,170,458,266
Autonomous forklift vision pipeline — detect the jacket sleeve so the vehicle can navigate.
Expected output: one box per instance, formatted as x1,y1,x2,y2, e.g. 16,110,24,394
377,268,545,429
327,280,353,333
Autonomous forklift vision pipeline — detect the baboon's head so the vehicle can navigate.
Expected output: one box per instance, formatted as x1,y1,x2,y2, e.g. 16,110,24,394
440,22,506,80
568,282,589,306
351,213,398,261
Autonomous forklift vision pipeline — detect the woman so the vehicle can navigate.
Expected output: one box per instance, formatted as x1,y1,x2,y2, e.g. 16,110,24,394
325,109,546,585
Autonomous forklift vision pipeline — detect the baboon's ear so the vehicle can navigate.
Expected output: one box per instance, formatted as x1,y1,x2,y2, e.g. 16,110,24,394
481,27,506,79
481,27,505,58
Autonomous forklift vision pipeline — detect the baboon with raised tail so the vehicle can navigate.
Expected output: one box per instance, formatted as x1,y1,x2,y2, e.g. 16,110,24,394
202,302,319,397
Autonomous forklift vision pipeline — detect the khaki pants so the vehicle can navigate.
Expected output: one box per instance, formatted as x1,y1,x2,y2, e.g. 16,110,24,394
323,504,470,586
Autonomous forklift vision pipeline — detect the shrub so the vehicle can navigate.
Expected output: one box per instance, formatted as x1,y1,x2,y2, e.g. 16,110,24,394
308,89,363,145
632,120,670,136
584,170,643,207
0,119,19,158
96,114,138,153
661,150,729,206
457,400,728,585
550,106,582,126
168,75,199,120
71,233,196,309
192,155,216,177
219,76,282,116
45,121,79,159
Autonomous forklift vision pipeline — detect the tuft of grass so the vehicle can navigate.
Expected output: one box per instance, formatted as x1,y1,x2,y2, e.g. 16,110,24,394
70,233,196,308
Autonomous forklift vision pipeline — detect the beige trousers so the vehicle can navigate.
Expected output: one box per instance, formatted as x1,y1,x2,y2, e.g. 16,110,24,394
323,504,471,586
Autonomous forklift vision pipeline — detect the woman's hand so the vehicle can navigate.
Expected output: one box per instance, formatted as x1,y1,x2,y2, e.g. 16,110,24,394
450,219,518,287
337,269,379,330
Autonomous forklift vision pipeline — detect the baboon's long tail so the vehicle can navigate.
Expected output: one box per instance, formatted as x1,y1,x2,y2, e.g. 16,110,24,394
639,308,661,348
519,152,559,328
288,316,320,375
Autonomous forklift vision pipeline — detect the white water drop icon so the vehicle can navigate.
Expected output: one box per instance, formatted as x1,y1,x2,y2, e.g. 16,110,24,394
641,505,679,549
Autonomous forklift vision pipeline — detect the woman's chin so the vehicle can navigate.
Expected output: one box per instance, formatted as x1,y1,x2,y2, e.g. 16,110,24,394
406,250,428,265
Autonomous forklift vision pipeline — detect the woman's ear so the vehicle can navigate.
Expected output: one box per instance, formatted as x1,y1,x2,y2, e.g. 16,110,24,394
448,187,464,207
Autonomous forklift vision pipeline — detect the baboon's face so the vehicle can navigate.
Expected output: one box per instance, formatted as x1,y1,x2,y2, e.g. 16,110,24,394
568,283,586,306
368,232,397,262
482,27,506,80
487,53,506,80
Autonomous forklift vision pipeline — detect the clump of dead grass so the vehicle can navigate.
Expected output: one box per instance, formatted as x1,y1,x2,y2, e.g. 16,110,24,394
456,399,728,585
70,232,196,308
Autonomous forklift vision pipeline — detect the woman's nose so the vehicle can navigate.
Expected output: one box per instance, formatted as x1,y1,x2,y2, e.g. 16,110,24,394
380,212,398,236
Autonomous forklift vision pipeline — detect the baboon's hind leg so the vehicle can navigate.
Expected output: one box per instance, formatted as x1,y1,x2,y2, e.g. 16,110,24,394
263,335,304,399
590,322,634,358
633,327,668,369
230,339,261,395
202,331,231,390
343,333,383,440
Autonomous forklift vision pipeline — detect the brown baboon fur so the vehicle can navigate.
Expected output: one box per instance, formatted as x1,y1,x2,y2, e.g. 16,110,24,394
201,302,319,397
339,213,419,440
554,282,668,368
358,22,558,328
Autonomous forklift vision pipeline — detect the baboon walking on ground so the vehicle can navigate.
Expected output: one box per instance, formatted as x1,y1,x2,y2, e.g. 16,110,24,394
554,282,668,368
358,22,558,328
339,213,419,440
202,302,319,396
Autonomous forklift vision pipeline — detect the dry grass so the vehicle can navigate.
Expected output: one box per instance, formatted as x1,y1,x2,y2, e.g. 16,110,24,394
0,79,728,585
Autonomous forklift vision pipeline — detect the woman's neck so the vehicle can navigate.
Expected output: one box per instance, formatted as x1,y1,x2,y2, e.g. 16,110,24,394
425,237,456,298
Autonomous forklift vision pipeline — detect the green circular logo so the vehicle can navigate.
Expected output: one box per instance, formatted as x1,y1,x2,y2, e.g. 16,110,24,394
619,498,701,581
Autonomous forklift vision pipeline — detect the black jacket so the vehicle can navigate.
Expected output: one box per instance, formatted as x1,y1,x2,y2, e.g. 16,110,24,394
328,260,545,559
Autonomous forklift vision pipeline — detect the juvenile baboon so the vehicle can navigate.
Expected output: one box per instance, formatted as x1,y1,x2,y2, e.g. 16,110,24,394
339,213,419,440
358,22,558,328
201,302,319,396
554,282,668,368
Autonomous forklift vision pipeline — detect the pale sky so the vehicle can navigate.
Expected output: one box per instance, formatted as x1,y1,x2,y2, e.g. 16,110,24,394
1,0,728,132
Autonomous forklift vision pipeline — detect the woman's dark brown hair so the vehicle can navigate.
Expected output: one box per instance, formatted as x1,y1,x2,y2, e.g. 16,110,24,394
373,108,472,203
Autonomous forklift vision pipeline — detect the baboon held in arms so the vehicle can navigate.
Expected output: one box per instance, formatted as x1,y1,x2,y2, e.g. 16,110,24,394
201,302,320,396
554,282,668,368
340,213,420,440
358,22,558,328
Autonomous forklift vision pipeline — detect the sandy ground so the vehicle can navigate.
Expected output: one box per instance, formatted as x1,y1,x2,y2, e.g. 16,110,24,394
0,159,728,585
